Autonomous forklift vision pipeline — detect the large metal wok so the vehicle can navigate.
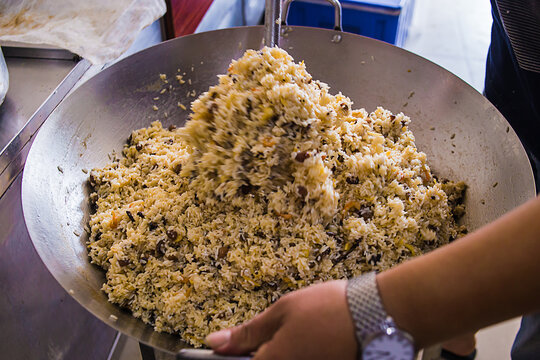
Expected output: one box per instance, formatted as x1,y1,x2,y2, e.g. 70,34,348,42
22,1,535,357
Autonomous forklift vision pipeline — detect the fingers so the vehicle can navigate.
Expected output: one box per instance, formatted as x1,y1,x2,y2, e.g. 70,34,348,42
442,332,477,356
252,341,279,360
251,325,297,360
251,318,311,360
206,300,286,355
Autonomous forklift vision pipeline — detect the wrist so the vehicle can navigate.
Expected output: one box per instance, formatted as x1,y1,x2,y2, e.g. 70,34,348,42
346,272,415,359
376,270,418,345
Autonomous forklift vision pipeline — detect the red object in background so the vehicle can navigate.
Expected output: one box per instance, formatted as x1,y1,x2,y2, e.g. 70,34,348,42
164,0,214,39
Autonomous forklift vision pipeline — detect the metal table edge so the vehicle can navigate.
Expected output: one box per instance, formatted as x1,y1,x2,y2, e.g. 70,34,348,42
0,58,91,198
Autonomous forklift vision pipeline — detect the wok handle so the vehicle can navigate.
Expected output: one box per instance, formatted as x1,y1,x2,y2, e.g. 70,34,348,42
264,0,282,47
282,0,343,31
177,349,252,360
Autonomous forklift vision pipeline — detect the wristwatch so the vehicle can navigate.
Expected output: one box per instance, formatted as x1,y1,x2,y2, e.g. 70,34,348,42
346,272,415,360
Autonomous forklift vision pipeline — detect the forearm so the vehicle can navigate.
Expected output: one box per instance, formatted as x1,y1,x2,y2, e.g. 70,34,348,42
377,195,540,348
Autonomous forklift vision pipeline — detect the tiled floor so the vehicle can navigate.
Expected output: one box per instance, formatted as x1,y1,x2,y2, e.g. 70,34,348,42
476,319,522,359
404,1,521,359
403,0,493,93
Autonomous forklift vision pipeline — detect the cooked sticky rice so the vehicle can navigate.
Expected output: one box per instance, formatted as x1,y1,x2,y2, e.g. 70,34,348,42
88,47,466,346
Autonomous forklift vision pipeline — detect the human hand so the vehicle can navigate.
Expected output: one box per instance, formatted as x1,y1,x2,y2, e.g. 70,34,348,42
205,280,357,360
442,332,476,357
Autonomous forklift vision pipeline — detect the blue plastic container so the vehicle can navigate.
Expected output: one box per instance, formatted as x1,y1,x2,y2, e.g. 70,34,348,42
286,0,415,47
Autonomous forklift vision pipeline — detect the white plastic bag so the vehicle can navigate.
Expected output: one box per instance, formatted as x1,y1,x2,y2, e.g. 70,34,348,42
0,47,7,106
0,0,166,64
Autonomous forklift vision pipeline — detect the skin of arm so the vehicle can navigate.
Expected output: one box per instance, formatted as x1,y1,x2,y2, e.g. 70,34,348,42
206,196,540,359
378,194,540,348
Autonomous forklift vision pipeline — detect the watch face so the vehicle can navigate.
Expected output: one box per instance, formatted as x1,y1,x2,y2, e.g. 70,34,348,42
362,330,415,360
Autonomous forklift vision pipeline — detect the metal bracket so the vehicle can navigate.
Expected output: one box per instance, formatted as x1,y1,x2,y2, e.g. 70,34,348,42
282,0,343,31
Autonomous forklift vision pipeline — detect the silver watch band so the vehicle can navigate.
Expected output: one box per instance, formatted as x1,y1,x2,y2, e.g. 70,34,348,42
346,272,388,346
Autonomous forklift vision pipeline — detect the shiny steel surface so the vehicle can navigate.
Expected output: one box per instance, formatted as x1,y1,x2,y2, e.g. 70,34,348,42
0,47,7,105
22,26,535,355
0,53,116,360
178,349,252,360
0,174,117,359
1,45,79,60
0,55,76,152
264,0,281,47
0,55,90,198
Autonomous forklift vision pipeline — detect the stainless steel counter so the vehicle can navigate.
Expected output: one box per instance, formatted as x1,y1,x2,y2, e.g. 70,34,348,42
0,21,164,360
0,56,90,199
0,53,117,359
0,56,75,150
0,176,118,359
